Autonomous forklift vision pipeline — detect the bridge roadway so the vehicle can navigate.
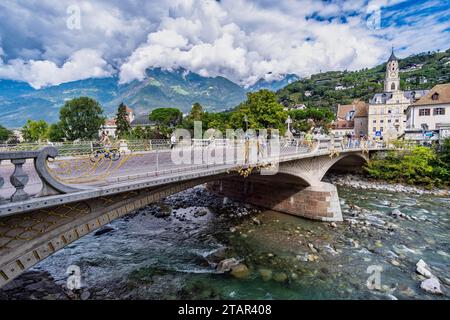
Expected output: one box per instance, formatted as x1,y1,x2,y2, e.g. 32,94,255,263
0,138,382,287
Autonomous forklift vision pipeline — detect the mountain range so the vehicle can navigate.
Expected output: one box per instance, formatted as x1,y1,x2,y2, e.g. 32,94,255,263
0,68,298,128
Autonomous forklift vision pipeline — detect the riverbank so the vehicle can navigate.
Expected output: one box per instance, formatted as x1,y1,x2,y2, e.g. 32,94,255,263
326,173,449,196
0,183,448,300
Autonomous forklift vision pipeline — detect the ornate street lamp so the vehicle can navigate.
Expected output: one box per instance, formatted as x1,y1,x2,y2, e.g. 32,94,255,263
285,115,292,133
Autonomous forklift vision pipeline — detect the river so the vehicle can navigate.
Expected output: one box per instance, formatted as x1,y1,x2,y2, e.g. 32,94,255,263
1,179,449,300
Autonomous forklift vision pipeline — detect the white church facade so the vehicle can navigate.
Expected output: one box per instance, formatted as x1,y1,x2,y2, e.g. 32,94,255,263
368,49,429,141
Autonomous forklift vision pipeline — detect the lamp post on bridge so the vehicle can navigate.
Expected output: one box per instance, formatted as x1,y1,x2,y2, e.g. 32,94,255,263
243,115,249,132
243,115,249,164
285,115,293,139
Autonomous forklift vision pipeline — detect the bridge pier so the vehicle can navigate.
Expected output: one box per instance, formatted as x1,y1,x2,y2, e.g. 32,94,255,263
207,179,342,222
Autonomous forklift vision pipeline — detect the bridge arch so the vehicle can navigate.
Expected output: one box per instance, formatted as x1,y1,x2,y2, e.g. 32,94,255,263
318,152,369,182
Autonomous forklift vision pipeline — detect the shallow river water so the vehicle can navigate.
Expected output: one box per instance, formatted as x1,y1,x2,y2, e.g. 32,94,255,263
1,183,449,300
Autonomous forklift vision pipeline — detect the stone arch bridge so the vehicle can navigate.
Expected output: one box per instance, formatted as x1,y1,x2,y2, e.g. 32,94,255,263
0,139,379,287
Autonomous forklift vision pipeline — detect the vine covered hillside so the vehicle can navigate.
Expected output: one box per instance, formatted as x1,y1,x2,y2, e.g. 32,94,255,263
276,48,450,110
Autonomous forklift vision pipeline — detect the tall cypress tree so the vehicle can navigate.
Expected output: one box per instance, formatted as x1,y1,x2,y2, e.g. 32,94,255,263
116,102,131,138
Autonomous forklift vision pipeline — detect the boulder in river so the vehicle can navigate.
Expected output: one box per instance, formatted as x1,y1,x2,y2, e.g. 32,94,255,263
390,209,403,218
230,264,249,279
258,268,272,281
416,259,434,278
420,277,443,295
308,243,318,253
216,258,240,273
80,290,91,300
273,272,288,282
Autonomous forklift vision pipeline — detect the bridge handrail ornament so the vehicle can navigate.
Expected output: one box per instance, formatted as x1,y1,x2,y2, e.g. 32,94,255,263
0,147,80,203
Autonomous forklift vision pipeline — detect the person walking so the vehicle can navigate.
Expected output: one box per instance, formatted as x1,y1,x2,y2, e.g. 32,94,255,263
170,133,177,149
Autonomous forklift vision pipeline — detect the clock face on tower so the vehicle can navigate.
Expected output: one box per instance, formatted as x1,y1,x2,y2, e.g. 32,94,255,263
388,62,398,78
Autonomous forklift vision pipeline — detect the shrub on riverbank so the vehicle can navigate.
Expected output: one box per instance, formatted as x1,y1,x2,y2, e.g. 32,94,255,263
365,141,450,188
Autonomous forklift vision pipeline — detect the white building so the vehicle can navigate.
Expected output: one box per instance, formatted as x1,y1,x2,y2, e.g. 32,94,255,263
368,48,429,141
405,83,450,144
99,106,135,138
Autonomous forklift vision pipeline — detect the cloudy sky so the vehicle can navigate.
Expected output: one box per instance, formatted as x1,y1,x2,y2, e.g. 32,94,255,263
0,0,448,89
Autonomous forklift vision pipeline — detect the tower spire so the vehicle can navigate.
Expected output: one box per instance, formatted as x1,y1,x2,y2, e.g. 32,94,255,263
388,46,398,62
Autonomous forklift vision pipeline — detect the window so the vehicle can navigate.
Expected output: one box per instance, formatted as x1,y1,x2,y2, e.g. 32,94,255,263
432,92,439,101
380,120,384,123
434,108,445,115
391,83,396,90
380,127,383,132
388,109,392,114
395,119,399,123
388,119,392,123
373,120,376,123
419,109,430,116
373,127,376,132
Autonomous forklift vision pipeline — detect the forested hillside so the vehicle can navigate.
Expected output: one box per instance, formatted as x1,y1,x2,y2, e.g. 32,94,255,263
277,49,450,109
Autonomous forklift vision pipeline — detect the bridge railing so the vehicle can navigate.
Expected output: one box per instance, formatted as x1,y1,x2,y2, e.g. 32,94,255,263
0,147,79,203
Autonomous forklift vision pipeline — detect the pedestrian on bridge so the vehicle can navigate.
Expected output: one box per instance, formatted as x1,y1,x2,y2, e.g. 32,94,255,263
170,133,177,149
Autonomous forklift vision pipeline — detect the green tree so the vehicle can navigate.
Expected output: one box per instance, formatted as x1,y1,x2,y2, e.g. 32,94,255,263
229,90,287,133
439,138,450,165
59,97,105,141
47,122,65,142
22,120,49,142
181,103,205,132
0,125,12,142
190,102,204,121
132,126,146,139
116,103,132,138
289,108,335,133
149,108,183,128
365,146,449,187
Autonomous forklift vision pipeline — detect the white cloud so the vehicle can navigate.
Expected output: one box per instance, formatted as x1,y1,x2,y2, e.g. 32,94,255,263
119,0,386,86
0,49,113,89
0,0,448,88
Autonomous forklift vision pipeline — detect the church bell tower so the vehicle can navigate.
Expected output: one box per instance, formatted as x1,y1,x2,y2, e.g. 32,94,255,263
384,47,400,92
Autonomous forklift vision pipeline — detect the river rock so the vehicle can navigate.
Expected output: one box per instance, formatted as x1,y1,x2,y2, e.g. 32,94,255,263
195,209,208,217
258,268,273,281
216,258,240,273
230,264,249,279
80,291,91,300
416,259,434,278
399,285,416,297
390,209,403,218
390,259,401,266
273,272,288,282
251,218,262,225
307,254,319,262
420,277,443,295
323,244,338,256
348,239,359,248
308,243,318,253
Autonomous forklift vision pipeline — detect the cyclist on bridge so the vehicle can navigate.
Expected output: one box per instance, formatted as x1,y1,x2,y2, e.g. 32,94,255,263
98,131,111,148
